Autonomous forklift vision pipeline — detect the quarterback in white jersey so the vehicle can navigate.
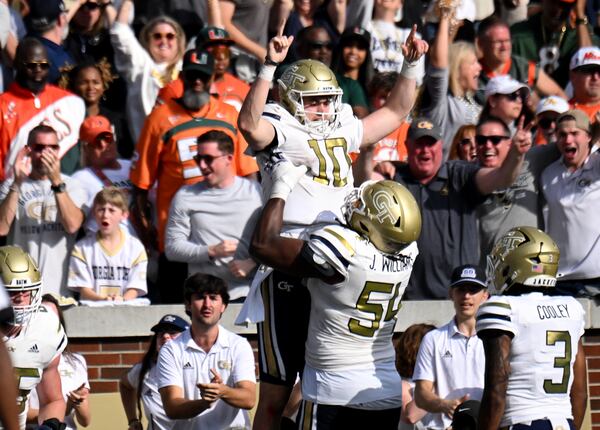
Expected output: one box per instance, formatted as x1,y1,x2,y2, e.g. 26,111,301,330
238,21,428,430
0,246,67,430
476,227,587,430
251,160,421,429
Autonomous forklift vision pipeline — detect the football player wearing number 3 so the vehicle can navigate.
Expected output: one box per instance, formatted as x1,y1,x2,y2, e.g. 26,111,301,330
251,159,421,429
237,17,428,430
477,227,587,430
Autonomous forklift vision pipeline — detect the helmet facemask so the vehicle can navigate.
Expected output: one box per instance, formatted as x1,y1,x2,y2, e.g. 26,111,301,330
0,246,43,329
8,283,42,328
277,59,344,137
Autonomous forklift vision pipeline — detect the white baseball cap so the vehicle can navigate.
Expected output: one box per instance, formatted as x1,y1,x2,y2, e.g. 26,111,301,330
570,46,600,70
536,96,570,115
485,75,530,99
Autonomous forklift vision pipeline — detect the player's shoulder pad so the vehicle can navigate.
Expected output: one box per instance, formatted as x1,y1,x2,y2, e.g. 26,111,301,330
476,296,517,337
308,224,360,274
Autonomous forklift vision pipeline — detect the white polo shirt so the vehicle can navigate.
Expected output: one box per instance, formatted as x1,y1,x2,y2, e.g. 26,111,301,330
412,319,485,430
542,152,600,280
157,326,256,430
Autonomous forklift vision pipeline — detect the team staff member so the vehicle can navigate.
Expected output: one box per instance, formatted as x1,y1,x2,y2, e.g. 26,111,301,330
129,49,257,303
157,274,256,429
413,265,488,429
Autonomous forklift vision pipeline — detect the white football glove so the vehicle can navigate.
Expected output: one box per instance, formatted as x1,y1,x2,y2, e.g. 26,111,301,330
269,160,308,201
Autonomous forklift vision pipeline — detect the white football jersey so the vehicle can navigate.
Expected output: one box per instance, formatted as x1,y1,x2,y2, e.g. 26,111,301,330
68,228,148,298
476,293,585,426
304,224,418,370
259,103,363,235
3,305,67,430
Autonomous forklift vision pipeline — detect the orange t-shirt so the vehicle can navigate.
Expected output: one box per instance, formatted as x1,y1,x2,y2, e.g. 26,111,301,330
569,99,600,122
371,122,409,163
130,96,258,251
0,82,86,180
156,73,250,111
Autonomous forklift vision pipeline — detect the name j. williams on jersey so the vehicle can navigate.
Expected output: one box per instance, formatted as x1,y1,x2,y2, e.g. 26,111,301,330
92,265,130,281
369,253,412,272
537,304,570,320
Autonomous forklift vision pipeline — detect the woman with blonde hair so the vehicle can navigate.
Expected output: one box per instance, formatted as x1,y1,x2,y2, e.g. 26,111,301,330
416,2,482,158
448,124,477,161
108,1,186,140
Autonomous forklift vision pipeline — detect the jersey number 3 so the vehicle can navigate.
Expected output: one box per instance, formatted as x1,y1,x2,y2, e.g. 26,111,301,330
348,281,403,337
543,330,572,394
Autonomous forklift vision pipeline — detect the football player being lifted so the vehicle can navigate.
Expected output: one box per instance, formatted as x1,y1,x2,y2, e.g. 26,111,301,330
0,246,67,430
476,227,587,430
251,159,421,430
237,19,428,429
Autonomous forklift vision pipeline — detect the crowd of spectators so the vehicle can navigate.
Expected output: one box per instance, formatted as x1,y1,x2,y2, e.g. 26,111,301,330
1,0,598,304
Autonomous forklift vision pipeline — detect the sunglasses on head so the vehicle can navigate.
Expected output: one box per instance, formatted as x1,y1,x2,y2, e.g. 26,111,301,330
24,61,50,71
152,32,176,42
30,143,60,152
193,154,227,165
537,117,557,129
475,135,509,146
308,41,333,50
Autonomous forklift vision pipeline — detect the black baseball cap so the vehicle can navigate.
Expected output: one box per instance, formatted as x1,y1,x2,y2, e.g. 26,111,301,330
340,27,371,49
196,26,234,49
26,0,66,31
452,400,480,430
151,314,189,333
182,50,214,76
449,264,487,290
408,117,443,141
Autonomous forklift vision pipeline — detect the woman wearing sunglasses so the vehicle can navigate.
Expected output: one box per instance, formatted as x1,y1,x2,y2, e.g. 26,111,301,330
107,0,186,142
448,124,477,162
481,75,535,136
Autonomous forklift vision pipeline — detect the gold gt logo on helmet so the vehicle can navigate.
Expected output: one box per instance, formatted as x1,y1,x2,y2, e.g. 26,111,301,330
372,190,396,224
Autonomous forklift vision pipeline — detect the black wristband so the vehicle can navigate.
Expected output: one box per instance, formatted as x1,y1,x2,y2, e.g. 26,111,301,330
51,182,66,193
264,57,279,67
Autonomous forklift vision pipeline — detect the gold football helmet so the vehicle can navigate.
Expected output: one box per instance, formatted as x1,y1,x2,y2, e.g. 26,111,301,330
278,59,343,135
0,246,42,327
487,226,559,295
343,180,421,255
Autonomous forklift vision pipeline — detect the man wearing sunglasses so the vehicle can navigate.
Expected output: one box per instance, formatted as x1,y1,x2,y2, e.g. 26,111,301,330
130,49,258,304
0,124,86,298
569,46,600,122
296,25,370,119
392,115,531,300
25,0,74,85
476,115,561,266
165,130,262,303
0,37,85,182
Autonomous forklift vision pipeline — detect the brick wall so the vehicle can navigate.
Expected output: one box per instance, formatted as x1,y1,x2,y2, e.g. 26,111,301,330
585,330,600,429
70,336,260,393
